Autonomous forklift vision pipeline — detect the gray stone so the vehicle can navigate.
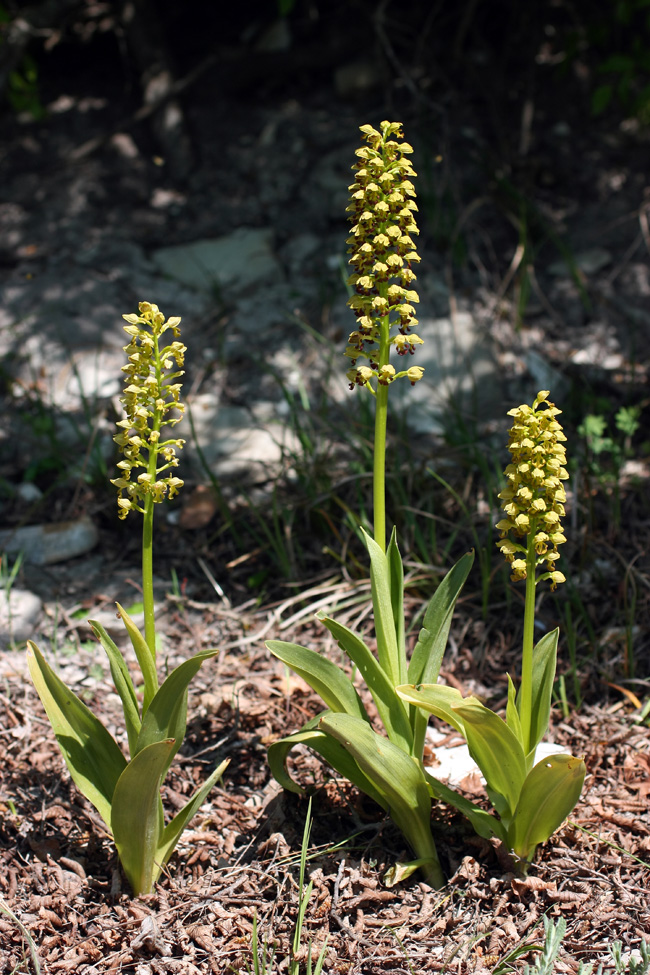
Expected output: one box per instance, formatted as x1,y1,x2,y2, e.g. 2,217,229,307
389,312,501,435
151,229,283,297
0,588,42,647
0,516,99,565
187,397,299,482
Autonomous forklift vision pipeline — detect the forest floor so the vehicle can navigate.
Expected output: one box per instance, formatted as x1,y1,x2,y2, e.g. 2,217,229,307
0,2,649,972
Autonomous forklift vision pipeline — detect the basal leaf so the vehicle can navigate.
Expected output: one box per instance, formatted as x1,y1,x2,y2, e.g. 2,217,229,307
396,683,474,737
453,701,527,822
321,712,443,887
27,641,126,830
361,528,403,686
516,628,558,758
89,619,141,756
508,752,586,862
116,602,158,714
266,640,369,721
111,739,175,895
157,758,229,869
135,649,219,775
267,714,386,808
386,527,405,659
317,614,412,752
424,769,507,844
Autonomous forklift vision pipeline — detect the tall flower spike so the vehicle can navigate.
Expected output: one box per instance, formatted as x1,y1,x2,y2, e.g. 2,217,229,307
496,390,569,589
112,302,186,519
345,121,424,391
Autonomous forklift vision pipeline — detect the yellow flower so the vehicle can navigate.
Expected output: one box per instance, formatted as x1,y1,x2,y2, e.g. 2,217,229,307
113,302,186,518
345,121,423,391
497,391,568,586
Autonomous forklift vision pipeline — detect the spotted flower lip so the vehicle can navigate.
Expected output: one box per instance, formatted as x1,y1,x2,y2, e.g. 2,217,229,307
497,390,569,588
111,302,186,519
345,121,425,391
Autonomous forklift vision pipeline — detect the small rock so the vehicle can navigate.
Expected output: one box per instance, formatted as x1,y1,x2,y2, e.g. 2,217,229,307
0,588,42,647
0,516,98,565
151,229,283,297
15,482,43,503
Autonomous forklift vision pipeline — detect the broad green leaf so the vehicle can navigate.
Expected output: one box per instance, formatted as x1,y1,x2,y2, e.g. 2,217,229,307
424,769,508,844
157,758,229,869
111,739,175,895
360,528,403,686
135,649,219,776
317,614,412,752
396,683,475,737
406,551,474,760
266,640,369,721
116,603,158,714
320,712,443,888
505,674,523,747
27,641,126,829
89,620,141,756
508,752,586,862
267,714,386,808
408,552,474,686
386,527,405,659
516,628,558,758
453,701,527,822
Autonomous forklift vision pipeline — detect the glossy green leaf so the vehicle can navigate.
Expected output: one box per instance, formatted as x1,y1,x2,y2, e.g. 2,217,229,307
424,769,507,844
453,701,527,822
266,640,369,721
396,682,475,737
408,552,474,686
406,551,474,759
505,674,523,747
157,758,229,869
135,649,219,776
508,752,586,862
320,712,444,888
116,602,158,714
267,714,386,808
317,614,412,752
27,641,126,829
517,628,558,759
89,619,141,756
386,527,405,659
111,739,175,895
361,528,403,686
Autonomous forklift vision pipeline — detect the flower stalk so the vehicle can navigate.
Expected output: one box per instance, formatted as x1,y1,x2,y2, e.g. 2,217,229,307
345,121,425,551
496,389,569,753
111,301,186,656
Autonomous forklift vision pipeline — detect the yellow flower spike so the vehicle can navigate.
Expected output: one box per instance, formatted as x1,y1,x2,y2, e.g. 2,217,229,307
113,304,186,518
345,121,424,392
497,391,568,587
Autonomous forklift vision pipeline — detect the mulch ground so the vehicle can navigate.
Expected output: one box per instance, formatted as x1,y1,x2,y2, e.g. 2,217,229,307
1,581,649,975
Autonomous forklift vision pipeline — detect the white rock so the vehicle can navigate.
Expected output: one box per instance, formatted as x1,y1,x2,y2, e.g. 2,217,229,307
0,588,42,647
426,725,570,788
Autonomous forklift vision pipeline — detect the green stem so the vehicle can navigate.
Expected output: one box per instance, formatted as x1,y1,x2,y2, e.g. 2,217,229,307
142,493,156,658
142,330,164,659
520,531,538,753
373,303,391,553
398,809,445,889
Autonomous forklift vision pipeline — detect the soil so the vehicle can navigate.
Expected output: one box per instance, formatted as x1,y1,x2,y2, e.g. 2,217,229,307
1,2,649,973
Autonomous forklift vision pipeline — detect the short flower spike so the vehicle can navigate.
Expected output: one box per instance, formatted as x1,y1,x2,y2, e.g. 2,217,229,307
111,302,186,518
497,390,569,589
346,121,424,391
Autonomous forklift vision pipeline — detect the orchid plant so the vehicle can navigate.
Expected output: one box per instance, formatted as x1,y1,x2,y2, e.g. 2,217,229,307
267,122,473,889
397,391,586,870
28,302,227,896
